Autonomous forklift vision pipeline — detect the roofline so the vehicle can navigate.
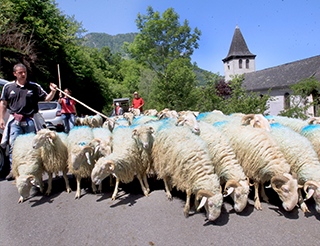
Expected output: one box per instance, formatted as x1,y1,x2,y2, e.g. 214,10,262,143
223,55,256,62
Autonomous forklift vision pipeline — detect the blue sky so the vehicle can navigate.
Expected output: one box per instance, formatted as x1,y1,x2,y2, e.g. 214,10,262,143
55,0,320,75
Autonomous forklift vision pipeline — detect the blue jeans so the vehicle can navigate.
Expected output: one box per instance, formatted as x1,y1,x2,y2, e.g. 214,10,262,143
62,113,75,133
9,118,36,170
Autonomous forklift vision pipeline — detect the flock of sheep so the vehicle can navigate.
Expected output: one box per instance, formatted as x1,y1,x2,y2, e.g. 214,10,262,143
11,108,320,221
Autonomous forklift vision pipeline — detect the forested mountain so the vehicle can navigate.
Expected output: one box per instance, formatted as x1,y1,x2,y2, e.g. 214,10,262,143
84,32,137,54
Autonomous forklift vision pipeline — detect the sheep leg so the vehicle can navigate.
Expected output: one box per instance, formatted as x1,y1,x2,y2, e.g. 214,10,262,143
298,188,310,213
254,182,262,210
98,183,103,193
36,175,44,193
75,176,82,199
62,170,72,193
137,173,149,197
184,189,192,218
163,176,173,200
142,173,150,193
91,181,97,194
260,183,269,203
111,178,120,200
45,172,53,196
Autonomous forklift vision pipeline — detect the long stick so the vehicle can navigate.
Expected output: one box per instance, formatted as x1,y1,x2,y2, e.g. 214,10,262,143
56,87,110,120
57,64,61,89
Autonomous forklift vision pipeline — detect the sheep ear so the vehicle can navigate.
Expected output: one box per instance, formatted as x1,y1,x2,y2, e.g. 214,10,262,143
85,152,91,165
197,197,207,211
48,138,54,146
132,129,137,137
223,187,235,197
305,189,315,201
149,127,155,134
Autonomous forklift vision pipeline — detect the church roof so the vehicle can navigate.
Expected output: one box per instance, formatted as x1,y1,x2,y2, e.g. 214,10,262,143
243,55,320,91
223,25,256,62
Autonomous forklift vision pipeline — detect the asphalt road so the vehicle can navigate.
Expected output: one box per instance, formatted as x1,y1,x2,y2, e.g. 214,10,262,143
0,173,319,246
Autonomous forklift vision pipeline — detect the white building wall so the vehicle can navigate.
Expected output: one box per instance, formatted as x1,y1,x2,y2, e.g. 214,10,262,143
224,58,256,81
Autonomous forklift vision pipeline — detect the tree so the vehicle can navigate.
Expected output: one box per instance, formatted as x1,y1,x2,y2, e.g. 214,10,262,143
125,6,201,109
279,76,320,119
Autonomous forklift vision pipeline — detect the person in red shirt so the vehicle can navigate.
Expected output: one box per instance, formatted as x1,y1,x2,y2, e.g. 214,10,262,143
131,91,144,113
58,88,76,133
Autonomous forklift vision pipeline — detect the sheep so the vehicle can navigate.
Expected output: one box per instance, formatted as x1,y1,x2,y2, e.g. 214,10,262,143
90,127,113,159
268,123,320,212
152,125,223,221
67,126,96,199
157,109,179,119
32,129,71,195
131,108,141,116
91,126,150,200
132,115,159,125
241,114,271,132
175,111,200,134
197,112,241,125
12,133,44,203
177,112,249,213
300,124,320,160
213,120,299,211
123,112,134,125
87,114,103,128
143,109,158,116
265,115,309,133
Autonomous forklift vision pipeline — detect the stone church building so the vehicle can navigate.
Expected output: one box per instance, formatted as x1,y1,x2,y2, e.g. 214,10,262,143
223,25,320,116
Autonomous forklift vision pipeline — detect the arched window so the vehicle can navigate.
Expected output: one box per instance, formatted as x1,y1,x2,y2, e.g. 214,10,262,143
284,93,290,109
227,61,230,70
246,59,249,69
239,59,242,69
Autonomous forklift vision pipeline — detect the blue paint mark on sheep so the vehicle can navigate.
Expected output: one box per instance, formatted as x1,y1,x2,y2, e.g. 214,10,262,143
265,115,274,120
301,124,320,134
270,123,282,128
196,112,210,121
71,126,91,131
213,121,228,127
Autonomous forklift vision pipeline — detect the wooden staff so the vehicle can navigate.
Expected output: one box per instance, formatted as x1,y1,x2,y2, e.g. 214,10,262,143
57,64,61,90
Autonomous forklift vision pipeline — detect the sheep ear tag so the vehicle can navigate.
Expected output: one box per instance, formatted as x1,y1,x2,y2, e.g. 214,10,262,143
197,197,207,211
48,138,54,146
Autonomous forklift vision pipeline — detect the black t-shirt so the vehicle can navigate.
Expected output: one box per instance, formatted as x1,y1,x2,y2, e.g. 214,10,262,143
0,81,47,116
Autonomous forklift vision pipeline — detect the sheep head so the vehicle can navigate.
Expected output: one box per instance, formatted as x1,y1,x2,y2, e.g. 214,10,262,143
91,158,116,185
307,117,320,125
223,180,249,213
33,129,56,149
271,173,299,211
70,144,93,170
242,114,271,132
132,126,155,150
175,112,200,134
196,189,223,221
16,175,37,204
304,180,320,213
90,137,112,157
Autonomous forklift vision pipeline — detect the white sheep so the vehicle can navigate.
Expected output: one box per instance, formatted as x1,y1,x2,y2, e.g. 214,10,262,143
270,123,320,213
91,126,150,200
87,114,103,128
265,115,309,133
132,115,159,125
12,133,44,203
67,126,96,199
213,120,299,211
300,124,320,160
32,129,71,195
91,127,113,159
143,109,158,116
179,113,249,213
196,112,241,125
123,112,135,125
152,125,223,221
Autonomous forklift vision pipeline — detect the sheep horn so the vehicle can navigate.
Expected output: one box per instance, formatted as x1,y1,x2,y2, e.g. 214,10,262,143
307,117,317,125
241,114,255,125
90,138,103,146
271,175,290,190
175,117,184,126
197,196,207,211
304,180,320,194
132,129,138,137
225,180,241,189
149,127,155,134
223,187,235,197
106,160,116,172
196,190,215,201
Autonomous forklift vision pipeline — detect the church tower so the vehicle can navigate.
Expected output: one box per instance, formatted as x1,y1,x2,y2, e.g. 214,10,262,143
223,25,256,81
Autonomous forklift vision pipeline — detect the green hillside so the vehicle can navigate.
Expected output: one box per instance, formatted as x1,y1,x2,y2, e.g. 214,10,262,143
83,32,137,54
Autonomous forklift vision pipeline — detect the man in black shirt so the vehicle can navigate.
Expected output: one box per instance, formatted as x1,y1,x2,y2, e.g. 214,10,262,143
0,64,57,180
